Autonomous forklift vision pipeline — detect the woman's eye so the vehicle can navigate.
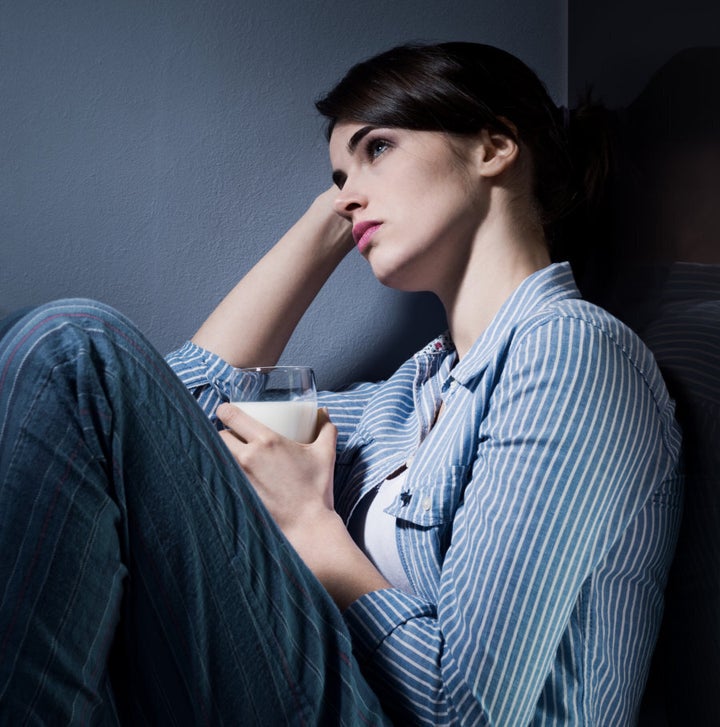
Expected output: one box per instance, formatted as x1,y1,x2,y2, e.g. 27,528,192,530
367,138,390,160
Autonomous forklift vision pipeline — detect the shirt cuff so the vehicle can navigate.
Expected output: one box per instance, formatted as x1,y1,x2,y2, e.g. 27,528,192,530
165,340,241,419
343,587,436,664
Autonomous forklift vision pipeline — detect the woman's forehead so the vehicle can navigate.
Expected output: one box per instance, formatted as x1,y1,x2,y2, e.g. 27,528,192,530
329,121,369,145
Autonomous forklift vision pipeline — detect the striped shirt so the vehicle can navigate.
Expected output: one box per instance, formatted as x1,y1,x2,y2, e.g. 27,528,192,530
166,262,682,726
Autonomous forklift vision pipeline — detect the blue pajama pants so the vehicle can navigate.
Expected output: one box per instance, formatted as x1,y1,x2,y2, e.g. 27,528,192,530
0,300,389,726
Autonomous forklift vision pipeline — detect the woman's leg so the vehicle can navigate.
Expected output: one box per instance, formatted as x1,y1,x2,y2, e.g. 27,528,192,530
0,300,387,726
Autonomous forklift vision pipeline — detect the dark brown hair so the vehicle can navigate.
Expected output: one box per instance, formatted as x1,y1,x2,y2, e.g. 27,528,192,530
316,42,578,235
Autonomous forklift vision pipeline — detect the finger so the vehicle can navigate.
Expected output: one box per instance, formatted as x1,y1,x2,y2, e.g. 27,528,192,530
314,407,338,448
218,428,246,457
216,402,275,441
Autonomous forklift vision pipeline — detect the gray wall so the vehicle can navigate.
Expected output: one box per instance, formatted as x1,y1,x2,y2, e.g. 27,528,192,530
1,0,566,389
569,0,719,107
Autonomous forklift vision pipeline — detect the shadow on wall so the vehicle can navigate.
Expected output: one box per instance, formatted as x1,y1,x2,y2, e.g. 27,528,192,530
342,291,447,385
572,47,720,726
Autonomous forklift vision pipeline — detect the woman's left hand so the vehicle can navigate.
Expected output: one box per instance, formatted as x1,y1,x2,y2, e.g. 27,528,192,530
216,402,392,609
216,403,337,540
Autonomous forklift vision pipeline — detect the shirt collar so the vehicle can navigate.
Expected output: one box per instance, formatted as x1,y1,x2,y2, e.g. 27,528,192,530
417,331,454,356
447,262,581,387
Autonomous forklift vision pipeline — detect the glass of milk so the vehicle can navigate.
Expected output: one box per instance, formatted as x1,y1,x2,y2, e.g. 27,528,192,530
229,366,318,443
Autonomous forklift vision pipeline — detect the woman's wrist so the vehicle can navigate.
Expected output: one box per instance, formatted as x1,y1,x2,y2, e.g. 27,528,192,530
288,510,392,611
299,188,354,257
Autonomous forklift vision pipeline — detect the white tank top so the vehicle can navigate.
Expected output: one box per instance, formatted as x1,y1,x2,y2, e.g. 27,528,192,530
347,468,414,595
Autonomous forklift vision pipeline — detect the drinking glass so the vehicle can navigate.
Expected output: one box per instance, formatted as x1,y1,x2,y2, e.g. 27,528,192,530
229,366,317,443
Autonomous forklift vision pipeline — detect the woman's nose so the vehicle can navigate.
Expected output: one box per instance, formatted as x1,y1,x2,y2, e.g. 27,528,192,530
332,184,368,219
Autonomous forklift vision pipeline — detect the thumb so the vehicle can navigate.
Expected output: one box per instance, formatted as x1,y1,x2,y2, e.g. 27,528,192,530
314,407,337,447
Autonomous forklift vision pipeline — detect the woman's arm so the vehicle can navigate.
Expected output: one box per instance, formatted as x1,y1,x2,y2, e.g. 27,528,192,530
216,403,393,610
192,188,353,367
342,318,681,725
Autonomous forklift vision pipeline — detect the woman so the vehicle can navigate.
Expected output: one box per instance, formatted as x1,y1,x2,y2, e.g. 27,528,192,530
0,43,681,725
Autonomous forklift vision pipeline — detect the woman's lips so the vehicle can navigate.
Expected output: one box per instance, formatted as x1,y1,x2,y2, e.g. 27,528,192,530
352,221,382,253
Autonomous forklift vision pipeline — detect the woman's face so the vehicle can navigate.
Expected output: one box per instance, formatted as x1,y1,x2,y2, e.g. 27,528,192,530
328,122,488,294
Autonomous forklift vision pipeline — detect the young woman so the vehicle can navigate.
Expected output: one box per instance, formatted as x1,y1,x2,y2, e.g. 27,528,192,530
0,43,681,725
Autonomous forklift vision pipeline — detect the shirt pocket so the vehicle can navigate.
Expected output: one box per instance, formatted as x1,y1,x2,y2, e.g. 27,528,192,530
385,464,471,528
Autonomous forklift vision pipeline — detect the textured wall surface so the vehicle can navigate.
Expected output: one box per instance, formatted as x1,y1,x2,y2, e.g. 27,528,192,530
1,0,565,389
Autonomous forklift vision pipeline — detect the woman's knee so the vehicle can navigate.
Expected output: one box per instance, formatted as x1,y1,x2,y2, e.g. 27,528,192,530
0,299,155,412
3,298,128,334
0,298,145,356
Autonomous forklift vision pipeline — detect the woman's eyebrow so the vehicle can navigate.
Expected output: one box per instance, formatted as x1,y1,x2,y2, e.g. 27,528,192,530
331,125,378,187
347,125,376,153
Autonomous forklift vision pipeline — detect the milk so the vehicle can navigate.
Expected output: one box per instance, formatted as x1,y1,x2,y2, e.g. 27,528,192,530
230,400,318,443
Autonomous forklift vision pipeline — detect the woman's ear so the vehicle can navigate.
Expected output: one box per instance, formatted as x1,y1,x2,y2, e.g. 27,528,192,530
475,126,520,178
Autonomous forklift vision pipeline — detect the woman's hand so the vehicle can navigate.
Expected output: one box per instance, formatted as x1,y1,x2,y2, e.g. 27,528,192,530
216,402,392,609
216,403,338,538
306,186,356,254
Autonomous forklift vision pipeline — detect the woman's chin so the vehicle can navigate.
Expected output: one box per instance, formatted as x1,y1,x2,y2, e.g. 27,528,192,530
372,267,430,294
367,246,442,293
369,260,407,290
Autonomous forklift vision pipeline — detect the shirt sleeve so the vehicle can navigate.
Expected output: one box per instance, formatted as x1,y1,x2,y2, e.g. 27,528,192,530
165,341,382,446
165,341,237,423
343,316,679,725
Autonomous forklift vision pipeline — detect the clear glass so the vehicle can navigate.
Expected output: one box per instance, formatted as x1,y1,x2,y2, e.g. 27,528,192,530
229,366,317,443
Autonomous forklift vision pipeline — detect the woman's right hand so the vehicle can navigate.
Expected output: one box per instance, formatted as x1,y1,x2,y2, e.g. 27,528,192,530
304,186,354,254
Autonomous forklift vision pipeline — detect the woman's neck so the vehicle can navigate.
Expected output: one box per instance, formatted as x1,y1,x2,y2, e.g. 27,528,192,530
440,211,551,359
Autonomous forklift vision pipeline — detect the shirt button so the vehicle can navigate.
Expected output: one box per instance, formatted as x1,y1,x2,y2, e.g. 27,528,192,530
421,496,432,511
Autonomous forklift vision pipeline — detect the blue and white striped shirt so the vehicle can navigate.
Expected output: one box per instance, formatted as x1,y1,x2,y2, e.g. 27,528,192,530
166,263,682,726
